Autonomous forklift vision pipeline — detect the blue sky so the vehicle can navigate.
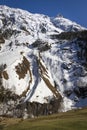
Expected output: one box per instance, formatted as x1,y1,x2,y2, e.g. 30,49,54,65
0,0,87,27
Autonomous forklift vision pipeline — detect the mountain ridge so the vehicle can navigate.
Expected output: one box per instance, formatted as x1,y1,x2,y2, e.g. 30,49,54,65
0,5,87,118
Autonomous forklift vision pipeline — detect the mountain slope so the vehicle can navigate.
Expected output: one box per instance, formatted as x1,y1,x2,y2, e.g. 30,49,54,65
0,5,87,117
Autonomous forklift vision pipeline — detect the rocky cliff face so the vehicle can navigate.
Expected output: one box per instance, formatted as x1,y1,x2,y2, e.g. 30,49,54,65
0,6,87,118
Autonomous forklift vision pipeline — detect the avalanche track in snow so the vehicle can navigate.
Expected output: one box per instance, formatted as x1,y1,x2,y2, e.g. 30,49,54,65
0,5,87,115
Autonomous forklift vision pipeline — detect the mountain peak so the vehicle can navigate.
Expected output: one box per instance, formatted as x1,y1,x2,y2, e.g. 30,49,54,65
0,5,87,117
52,15,86,32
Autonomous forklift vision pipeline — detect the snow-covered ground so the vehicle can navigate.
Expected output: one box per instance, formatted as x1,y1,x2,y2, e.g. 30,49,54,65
0,5,87,111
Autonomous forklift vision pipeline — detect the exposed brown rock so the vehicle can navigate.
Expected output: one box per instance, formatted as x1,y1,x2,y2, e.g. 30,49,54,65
2,71,9,80
15,56,31,79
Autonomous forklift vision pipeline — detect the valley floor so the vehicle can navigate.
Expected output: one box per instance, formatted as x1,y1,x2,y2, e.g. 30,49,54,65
0,107,87,130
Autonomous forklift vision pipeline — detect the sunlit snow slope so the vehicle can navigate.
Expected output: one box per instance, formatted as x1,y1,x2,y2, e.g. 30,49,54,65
0,5,87,112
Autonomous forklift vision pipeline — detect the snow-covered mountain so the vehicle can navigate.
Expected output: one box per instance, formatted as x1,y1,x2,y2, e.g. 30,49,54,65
52,14,86,32
0,5,87,117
